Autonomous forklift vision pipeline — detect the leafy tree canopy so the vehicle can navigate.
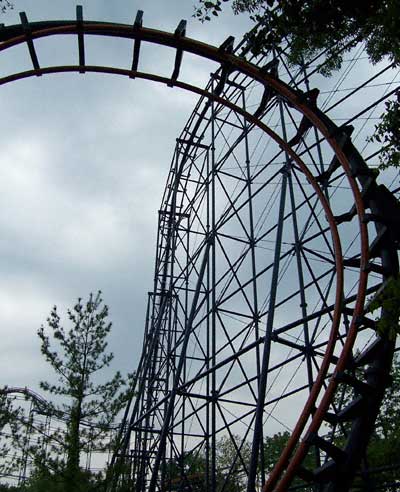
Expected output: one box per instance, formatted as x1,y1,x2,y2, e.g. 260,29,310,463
368,275,400,338
194,0,400,168
195,1,400,67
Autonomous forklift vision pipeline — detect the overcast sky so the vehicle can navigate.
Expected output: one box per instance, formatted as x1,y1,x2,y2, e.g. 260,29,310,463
0,1,252,392
0,1,398,433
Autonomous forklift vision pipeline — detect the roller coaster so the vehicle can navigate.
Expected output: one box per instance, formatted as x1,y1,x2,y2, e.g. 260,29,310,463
0,6,399,492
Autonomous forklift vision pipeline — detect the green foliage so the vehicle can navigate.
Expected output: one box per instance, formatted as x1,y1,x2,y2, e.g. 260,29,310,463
263,431,290,474
369,93,400,169
0,485,23,491
21,467,102,492
6,292,134,491
195,1,400,70
37,292,133,488
194,0,226,21
153,398,400,491
332,353,400,489
216,434,250,492
0,391,25,477
194,0,400,169
163,435,250,492
261,357,400,489
164,450,206,492
263,431,314,490
368,276,400,338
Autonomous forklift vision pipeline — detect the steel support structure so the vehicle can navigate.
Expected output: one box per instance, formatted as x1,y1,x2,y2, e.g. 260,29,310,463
0,8,398,492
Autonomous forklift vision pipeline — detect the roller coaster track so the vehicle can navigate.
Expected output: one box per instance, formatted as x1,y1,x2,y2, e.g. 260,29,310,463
0,7,398,491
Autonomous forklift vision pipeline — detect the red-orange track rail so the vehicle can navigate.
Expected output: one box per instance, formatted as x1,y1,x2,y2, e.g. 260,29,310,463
0,17,374,490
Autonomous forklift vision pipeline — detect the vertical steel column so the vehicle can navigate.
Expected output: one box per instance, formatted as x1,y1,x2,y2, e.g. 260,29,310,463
118,139,188,492
148,240,211,492
242,89,265,483
206,145,211,492
161,295,173,491
287,171,315,393
210,84,217,492
247,95,289,492
111,293,170,492
287,167,321,490
19,400,34,484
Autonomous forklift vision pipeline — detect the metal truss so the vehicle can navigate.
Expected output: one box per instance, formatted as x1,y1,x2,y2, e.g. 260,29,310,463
0,387,118,484
0,7,398,492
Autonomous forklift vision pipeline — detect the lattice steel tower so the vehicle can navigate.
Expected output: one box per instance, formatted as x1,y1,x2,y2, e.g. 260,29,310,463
111,21,400,492
0,8,397,492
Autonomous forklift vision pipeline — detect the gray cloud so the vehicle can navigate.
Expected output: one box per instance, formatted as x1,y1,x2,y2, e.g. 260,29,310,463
0,1,252,398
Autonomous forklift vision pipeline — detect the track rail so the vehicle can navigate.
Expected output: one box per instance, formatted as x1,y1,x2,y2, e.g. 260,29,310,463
0,8,397,491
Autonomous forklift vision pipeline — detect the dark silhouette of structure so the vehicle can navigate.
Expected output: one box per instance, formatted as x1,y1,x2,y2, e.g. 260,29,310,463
0,7,398,492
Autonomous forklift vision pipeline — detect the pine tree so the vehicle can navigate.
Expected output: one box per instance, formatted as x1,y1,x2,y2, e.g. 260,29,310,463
30,291,133,491
0,391,23,478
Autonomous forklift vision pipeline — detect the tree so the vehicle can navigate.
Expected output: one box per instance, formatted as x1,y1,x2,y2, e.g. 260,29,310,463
329,352,400,490
163,435,250,492
18,292,134,491
194,0,400,169
0,391,24,478
195,1,400,66
263,431,315,490
368,275,400,338
165,449,207,492
263,431,290,475
255,354,400,490
357,352,400,490
215,434,250,492
368,90,400,169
